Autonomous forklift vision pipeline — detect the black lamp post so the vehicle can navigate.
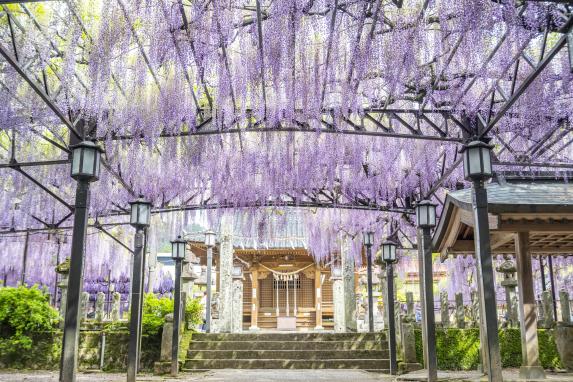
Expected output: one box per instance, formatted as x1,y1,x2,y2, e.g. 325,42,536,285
462,140,502,381
381,240,398,375
204,230,216,333
416,199,438,382
127,198,151,382
170,235,186,376
362,231,375,333
60,141,103,382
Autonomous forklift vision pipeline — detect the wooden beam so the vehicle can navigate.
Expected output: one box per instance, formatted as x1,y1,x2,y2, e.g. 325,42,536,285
497,219,573,232
459,209,499,229
250,267,259,330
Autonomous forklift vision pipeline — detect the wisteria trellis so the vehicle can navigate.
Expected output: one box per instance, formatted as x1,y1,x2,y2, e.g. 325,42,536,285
1,0,573,293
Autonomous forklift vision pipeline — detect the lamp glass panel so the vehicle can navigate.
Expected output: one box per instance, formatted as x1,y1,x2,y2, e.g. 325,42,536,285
332,267,342,278
468,147,481,175
81,148,95,175
72,148,81,175
417,204,428,226
481,147,492,175
130,204,138,225
94,152,101,177
429,205,436,226
138,204,149,225
463,150,469,178
178,242,186,259
171,242,177,258
232,266,243,277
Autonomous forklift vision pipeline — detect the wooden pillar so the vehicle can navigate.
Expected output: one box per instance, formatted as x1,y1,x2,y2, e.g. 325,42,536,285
250,268,259,331
515,232,546,380
315,266,323,330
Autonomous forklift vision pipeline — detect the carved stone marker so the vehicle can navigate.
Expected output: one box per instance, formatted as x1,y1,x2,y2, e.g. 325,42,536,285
440,291,450,327
541,290,555,329
405,292,415,323
55,258,70,328
81,291,90,320
469,290,479,328
455,293,465,329
95,292,105,322
560,290,571,325
160,313,174,362
111,292,121,321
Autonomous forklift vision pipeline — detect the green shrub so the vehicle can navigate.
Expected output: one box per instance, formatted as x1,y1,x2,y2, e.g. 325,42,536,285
415,328,563,370
141,293,173,336
0,286,60,366
185,296,204,328
141,293,203,336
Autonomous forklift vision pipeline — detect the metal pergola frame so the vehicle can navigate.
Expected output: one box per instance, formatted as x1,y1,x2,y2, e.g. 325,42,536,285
0,0,569,249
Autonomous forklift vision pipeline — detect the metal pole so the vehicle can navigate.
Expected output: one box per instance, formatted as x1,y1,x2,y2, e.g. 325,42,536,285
60,180,90,382
205,246,213,333
127,228,144,382
136,229,148,370
419,227,438,382
539,256,547,291
171,258,183,376
366,244,374,333
472,180,503,382
386,262,397,375
548,256,557,321
20,231,29,285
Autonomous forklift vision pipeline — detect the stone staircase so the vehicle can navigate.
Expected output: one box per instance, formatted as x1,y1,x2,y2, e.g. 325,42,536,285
184,332,389,372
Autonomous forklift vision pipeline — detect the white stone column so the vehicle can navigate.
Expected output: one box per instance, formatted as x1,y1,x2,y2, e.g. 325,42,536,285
341,238,357,332
231,276,244,333
217,214,234,333
332,271,345,332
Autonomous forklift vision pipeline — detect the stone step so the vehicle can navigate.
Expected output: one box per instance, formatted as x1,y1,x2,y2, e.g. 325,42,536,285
183,358,390,370
187,349,389,360
188,340,385,351
191,332,384,342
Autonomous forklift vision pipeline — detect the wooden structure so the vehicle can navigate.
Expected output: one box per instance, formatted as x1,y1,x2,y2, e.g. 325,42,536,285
432,178,573,379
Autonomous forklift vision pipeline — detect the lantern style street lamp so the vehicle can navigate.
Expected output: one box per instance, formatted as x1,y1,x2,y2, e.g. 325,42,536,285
127,198,151,382
204,230,216,333
362,231,375,333
462,140,502,382
381,240,398,375
60,141,103,382
415,200,438,382
170,235,186,377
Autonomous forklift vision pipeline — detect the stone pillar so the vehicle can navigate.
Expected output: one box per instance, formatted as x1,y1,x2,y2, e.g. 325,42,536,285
541,290,555,329
95,292,105,322
111,292,122,321
560,290,571,324
250,269,259,331
497,258,518,327
332,269,345,332
81,291,90,320
217,215,234,333
515,232,546,380
405,291,415,323
455,293,465,329
56,259,70,328
341,238,357,332
147,252,157,293
231,271,243,333
440,291,450,327
315,266,324,330
160,313,173,362
470,289,479,328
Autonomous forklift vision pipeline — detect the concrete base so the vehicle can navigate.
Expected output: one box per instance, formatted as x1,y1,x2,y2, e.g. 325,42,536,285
153,361,171,375
398,362,423,373
519,366,546,380
314,326,324,331
249,326,260,331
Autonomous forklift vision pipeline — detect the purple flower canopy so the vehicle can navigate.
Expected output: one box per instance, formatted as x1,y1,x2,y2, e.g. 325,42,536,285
1,0,573,274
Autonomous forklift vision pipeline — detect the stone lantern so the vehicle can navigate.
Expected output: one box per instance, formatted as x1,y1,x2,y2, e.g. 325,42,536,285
497,257,518,327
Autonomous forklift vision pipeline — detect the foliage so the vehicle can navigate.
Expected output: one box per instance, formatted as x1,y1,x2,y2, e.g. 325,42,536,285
0,286,59,360
141,293,173,336
415,328,563,371
141,293,203,336
185,296,204,328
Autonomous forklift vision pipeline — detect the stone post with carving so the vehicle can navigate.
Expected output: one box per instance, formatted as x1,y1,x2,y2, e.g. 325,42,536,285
217,214,235,333
541,290,555,329
455,293,465,329
111,292,122,321
231,269,244,333
95,292,105,322
560,290,571,325
81,291,90,320
341,238,357,332
440,291,450,327
55,258,70,328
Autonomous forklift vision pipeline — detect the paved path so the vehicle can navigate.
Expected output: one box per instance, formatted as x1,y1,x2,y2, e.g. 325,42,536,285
1,369,572,382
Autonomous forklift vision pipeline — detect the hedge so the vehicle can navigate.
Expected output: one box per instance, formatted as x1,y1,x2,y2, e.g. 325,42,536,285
414,328,562,371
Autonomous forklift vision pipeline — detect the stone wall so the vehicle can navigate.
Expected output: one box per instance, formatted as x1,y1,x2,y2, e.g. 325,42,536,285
0,330,161,371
